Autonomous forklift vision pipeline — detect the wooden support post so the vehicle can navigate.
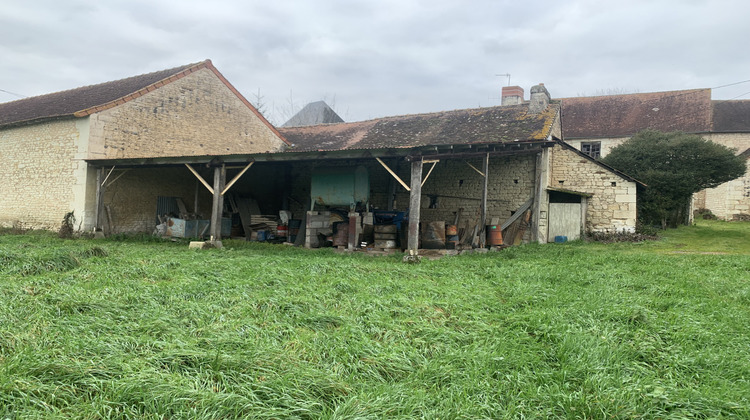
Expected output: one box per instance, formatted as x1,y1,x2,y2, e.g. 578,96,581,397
532,148,550,243
479,153,490,248
194,180,200,215
387,175,396,211
94,167,104,232
209,164,226,246
407,159,423,256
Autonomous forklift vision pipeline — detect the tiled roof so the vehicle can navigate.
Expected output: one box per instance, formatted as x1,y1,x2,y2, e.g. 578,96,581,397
712,100,750,132
561,89,712,139
279,103,559,152
281,101,344,127
0,62,209,128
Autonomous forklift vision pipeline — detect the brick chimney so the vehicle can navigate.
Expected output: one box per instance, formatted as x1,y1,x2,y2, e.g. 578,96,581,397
528,83,551,114
501,86,524,106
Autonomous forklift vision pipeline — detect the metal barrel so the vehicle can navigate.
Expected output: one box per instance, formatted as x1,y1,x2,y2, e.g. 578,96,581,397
487,225,503,246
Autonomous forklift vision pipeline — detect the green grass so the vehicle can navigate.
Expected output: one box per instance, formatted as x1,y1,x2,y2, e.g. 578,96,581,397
0,222,749,418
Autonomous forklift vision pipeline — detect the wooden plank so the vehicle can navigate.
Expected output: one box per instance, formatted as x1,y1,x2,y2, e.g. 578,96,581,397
421,161,438,187
465,161,485,177
221,161,254,196
100,166,116,187
376,157,411,191
104,169,129,188
514,210,532,245
175,198,188,216
94,168,103,231
105,205,114,235
185,164,214,194
407,159,423,255
235,196,254,240
500,197,533,230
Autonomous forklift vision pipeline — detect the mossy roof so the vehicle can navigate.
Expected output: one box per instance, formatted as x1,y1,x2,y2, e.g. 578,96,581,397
279,103,559,152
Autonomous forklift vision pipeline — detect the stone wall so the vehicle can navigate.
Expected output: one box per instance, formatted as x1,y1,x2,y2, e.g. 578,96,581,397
565,136,628,158
0,119,83,229
692,133,750,219
88,68,286,159
102,167,214,234
549,144,637,232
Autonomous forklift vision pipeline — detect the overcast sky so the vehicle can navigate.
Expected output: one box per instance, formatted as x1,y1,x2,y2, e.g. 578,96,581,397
2,0,749,124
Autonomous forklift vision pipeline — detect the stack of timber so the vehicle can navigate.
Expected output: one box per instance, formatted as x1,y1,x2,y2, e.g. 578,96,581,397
373,225,398,249
248,215,279,236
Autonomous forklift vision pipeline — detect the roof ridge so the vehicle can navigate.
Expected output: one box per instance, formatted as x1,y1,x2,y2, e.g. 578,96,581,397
282,103,534,129
560,88,710,102
73,60,210,117
6,61,206,106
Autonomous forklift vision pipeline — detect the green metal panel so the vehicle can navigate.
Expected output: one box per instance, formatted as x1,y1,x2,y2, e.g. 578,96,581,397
311,166,370,207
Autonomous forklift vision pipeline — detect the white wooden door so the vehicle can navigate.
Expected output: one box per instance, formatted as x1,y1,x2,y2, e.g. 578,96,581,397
548,203,582,242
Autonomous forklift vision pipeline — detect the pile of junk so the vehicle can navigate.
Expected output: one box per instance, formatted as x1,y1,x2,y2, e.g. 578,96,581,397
155,165,516,251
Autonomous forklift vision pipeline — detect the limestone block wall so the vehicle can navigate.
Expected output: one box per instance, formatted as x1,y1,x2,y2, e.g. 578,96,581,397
549,144,637,232
565,136,628,158
0,119,83,229
88,68,286,159
102,167,214,233
692,133,750,219
406,156,536,227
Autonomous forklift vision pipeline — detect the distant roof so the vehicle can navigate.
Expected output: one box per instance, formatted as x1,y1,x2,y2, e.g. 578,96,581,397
281,101,344,127
561,89,712,139
0,60,287,144
279,103,559,152
712,100,750,133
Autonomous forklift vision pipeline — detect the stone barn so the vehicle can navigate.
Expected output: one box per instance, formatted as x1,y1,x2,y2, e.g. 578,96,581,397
1,62,639,249
0,60,287,232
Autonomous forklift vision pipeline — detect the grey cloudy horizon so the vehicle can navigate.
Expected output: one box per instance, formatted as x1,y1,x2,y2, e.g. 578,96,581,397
1,0,749,125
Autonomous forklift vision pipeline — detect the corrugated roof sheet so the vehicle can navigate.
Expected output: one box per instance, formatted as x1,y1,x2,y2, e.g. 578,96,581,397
0,61,206,128
279,103,559,152
712,100,750,133
561,89,712,139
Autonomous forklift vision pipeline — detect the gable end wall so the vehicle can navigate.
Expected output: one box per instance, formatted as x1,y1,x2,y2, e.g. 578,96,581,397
88,68,285,159
550,144,637,233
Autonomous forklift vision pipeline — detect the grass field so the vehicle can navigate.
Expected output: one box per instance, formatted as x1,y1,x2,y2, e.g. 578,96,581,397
1,220,748,418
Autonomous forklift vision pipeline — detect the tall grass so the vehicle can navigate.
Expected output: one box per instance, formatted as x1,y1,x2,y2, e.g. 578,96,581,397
0,223,748,418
